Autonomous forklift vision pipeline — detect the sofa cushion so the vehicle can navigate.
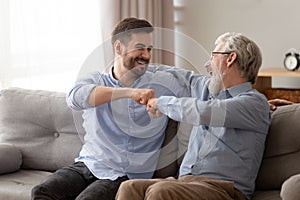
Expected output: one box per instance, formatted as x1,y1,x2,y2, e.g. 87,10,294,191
0,88,84,172
176,122,192,166
153,119,179,178
0,143,22,174
0,169,52,200
153,120,193,178
256,104,300,190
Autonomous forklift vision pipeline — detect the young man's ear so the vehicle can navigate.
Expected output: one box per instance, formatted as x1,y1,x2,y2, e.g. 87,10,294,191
114,40,122,55
227,52,237,67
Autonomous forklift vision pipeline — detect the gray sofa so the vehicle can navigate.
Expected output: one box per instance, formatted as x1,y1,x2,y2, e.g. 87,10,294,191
0,87,299,200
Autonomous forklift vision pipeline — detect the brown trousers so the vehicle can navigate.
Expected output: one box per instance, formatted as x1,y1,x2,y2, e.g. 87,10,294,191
116,175,246,200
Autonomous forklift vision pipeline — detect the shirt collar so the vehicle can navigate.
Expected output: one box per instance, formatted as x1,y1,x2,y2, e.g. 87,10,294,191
108,66,119,86
108,66,143,87
216,82,252,99
227,82,252,97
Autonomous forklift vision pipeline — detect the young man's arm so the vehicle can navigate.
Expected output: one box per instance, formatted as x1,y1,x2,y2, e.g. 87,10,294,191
66,72,154,110
88,86,154,106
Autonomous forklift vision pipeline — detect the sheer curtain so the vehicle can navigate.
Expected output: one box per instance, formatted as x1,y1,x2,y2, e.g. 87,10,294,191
0,0,175,92
0,0,102,92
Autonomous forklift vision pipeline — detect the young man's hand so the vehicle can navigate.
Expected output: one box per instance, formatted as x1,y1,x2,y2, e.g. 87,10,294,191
130,88,155,105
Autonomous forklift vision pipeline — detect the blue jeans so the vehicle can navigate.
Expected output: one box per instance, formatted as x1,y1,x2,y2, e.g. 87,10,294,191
31,162,128,200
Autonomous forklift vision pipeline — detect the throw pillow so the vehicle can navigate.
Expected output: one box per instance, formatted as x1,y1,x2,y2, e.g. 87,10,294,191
0,143,22,174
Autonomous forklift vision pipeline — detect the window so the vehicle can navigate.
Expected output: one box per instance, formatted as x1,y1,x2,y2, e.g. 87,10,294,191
0,0,102,92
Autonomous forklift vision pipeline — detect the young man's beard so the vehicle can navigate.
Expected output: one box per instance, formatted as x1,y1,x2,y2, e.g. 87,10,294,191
123,56,149,78
208,71,224,97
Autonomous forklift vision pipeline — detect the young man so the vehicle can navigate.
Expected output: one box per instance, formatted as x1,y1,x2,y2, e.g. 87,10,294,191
31,17,189,200
116,33,271,200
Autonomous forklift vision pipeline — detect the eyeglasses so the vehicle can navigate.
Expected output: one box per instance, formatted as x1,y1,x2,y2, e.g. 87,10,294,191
211,51,232,56
210,51,232,60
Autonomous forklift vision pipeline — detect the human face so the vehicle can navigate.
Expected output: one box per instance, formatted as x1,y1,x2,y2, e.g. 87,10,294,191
122,32,153,77
205,46,229,96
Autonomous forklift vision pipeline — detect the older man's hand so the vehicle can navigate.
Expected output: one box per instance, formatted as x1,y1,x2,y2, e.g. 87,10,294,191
146,98,163,118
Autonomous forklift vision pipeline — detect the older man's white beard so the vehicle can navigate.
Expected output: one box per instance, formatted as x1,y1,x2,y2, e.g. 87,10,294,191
208,73,223,97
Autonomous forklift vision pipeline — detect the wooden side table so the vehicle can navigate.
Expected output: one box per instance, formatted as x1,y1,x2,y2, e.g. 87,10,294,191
254,68,300,102
254,68,300,93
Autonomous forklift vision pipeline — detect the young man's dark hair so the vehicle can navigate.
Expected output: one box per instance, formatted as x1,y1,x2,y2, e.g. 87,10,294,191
111,17,154,47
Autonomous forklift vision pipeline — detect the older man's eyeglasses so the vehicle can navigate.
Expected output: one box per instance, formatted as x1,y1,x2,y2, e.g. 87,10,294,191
211,51,232,56
210,51,232,60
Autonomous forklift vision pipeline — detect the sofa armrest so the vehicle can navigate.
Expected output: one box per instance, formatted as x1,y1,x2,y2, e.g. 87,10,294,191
281,174,300,200
0,143,22,174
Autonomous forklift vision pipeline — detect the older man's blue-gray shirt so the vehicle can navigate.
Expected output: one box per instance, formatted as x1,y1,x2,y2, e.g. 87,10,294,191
158,79,270,200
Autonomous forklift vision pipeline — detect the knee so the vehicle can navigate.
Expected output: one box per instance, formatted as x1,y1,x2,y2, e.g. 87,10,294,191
31,184,50,200
117,179,152,200
31,184,42,197
120,180,138,190
117,180,137,197
281,174,300,200
145,182,171,200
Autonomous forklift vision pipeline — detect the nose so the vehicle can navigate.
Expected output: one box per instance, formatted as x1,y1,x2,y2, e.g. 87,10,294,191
209,53,213,61
142,49,151,60
205,60,211,68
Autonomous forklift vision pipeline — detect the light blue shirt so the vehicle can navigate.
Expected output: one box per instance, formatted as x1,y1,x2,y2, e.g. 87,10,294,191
66,65,189,180
157,76,270,200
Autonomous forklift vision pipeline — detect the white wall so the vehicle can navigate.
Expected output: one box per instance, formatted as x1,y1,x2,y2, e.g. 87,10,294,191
174,0,300,88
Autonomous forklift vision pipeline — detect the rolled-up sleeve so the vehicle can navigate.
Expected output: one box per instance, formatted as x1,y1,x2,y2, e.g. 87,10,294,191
66,72,101,110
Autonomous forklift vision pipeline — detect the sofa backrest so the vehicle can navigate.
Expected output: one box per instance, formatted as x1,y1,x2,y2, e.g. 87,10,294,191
256,103,300,190
3,87,298,189
0,88,85,172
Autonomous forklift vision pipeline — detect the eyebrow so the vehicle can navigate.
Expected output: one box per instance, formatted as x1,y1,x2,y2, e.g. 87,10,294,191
135,43,153,49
